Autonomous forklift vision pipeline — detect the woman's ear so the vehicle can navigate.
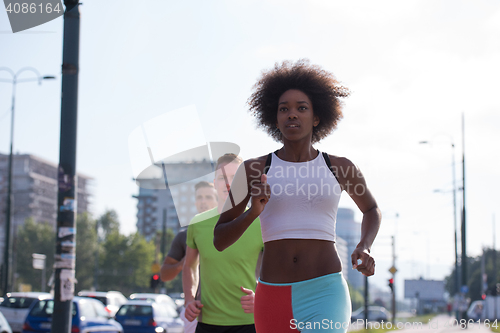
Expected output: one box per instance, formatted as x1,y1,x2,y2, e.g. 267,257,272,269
313,115,320,127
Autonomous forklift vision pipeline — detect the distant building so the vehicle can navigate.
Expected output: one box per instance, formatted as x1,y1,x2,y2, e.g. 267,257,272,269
336,207,363,289
0,152,92,265
404,278,447,314
133,159,214,241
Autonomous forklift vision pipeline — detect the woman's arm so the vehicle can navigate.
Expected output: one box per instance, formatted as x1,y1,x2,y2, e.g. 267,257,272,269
331,156,381,276
213,159,270,251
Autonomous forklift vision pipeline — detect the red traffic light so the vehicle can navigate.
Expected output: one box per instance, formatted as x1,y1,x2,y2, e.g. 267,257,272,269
482,294,486,300
153,274,160,281
389,278,394,284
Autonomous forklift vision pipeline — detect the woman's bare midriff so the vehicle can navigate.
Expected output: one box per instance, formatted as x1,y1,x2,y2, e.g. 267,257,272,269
259,239,343,283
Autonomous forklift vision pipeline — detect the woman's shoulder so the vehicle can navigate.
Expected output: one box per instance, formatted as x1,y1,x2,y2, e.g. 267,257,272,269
323,153,356,168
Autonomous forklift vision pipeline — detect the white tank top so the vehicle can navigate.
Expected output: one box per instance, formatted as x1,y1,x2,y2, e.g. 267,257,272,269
259,151,342,243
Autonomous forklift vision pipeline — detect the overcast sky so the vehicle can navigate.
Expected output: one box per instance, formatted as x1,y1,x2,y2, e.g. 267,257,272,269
1,0,499,296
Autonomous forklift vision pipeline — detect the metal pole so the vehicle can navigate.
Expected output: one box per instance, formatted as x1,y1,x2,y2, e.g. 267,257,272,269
460,113,467,319
161,209,167,259
42,259,46,293
494,214,497,319
392,236,396,324
0,66,53,295
52,2,80,333
452,143,459,294
2,77,16,296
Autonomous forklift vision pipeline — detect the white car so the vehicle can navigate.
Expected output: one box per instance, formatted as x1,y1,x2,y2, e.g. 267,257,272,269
0,311,13,333
0,292,51,333
129,293,178,312
77,291,128,317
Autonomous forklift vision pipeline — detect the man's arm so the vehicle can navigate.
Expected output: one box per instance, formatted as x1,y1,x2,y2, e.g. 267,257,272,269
160,256,185,282
182,245,202,322
161,230,187,281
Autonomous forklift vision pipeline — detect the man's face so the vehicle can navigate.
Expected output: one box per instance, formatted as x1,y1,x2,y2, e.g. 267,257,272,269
213,162,240,204
194,186,217,213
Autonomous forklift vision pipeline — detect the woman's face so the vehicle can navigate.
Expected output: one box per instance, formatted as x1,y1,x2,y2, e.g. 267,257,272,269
276,89,319,142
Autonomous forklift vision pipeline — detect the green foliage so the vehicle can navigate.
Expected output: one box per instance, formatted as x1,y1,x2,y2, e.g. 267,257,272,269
14,218,55,291
445,248,500,301
97,210,120,241
97,231,155,295
154,228,175,262
164,274,183,294
15,209,158,296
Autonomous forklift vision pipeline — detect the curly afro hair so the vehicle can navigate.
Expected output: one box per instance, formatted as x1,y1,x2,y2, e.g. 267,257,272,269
248,59,350,143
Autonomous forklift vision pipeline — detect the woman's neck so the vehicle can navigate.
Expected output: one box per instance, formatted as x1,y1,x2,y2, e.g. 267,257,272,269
278,140,317,162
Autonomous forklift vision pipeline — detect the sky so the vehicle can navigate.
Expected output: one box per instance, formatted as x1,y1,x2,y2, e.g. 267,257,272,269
1,0,499,297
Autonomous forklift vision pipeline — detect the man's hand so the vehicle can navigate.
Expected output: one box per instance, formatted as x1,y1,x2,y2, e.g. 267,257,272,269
240,286,255,314
351,247,375,276
184,300,203,322
250,174,271,215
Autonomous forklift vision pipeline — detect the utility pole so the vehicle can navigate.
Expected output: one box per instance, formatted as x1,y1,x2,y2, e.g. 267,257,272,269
460,113,467,320
494,215,497,319
460,113,467,288
392,236,396,324
161,209,167,259
52,2,80,333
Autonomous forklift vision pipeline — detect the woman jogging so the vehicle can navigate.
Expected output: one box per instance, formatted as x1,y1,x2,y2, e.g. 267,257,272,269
213,59,381,333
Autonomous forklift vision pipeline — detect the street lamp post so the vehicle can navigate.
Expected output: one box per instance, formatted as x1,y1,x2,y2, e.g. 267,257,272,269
419,138,459,303
0,67,55,295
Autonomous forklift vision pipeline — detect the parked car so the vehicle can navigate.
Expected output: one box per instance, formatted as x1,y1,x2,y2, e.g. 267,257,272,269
128,294,178,312
77,291,128,316
167,293,185,309
467,300,484,320
0,292,51,333
115,300,183,333
21,296,123,333
351,306,390,322
0,311,13,333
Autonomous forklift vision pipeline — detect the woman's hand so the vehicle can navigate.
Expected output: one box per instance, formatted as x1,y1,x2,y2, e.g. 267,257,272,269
351,247,375,276
250,174,271,215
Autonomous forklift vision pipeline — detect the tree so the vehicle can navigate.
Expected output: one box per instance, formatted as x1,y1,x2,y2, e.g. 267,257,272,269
444,248,500,301
14,218,55,291
98,231,155,295
97,210,120,241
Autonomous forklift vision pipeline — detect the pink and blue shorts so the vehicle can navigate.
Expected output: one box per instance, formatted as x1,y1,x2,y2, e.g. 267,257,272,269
254,272,351,333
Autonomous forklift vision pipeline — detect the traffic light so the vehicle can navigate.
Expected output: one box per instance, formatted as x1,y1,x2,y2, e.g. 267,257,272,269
150,274,160,289
388,278,394,292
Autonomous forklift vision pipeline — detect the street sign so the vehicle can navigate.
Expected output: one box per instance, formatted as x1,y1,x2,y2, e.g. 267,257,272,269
389,266,397,274
32,253,46,270
461,285,469,294
151,263,161,274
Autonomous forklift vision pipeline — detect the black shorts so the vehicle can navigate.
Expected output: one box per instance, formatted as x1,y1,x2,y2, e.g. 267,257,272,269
195,322,256,333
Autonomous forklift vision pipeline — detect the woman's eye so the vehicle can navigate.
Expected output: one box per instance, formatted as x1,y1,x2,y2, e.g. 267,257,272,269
299,106,307,110
279,107,287,112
